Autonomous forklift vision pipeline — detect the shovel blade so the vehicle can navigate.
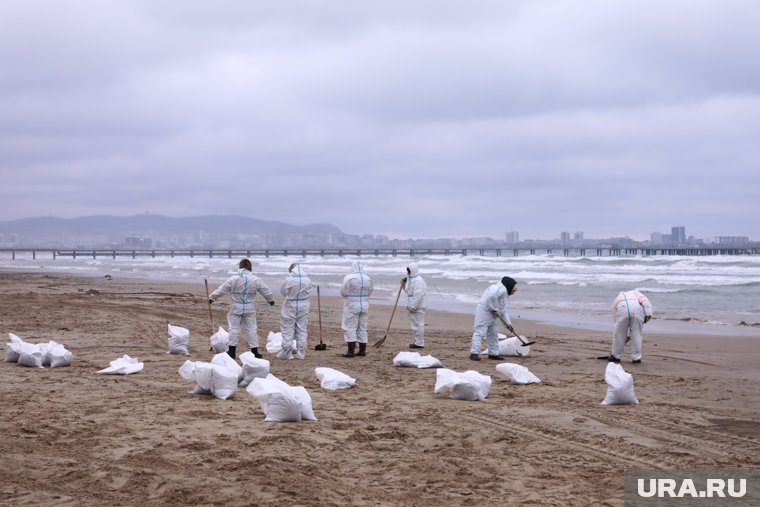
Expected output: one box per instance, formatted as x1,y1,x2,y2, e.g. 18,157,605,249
372,335,387,348
520,341,536,347
314,343,327,351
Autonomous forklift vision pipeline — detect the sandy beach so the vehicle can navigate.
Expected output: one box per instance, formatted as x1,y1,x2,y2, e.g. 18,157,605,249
1,270,759,506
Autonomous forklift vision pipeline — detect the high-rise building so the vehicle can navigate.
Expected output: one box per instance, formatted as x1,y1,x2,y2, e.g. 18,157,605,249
505,231,519,243
671,226,686,244
561,231,571,245
574,231,584,240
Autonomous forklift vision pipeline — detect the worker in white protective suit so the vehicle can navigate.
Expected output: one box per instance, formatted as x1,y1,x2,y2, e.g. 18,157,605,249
403,262,427,349
607,290,653,364
470,276,518,361
208,259,275,359
340,261,374,357
277,262,313,360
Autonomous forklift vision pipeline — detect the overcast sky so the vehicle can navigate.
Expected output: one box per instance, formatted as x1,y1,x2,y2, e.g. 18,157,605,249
1,1,759,240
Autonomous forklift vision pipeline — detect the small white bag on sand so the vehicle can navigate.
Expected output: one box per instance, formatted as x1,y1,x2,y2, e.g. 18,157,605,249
238,352,270,387
315,367,356,390
4,333,24,363
209,326,229,353
434,368,491,401
97,355,144,375
495,362,541,384
246,374,317,422
265,331,284,354
17,342,44,368
497,335,532,357
167,323,190,355
45,341,73,368
211,352,242,382
179,360,238,400
601,363,639,405
392,351,443,369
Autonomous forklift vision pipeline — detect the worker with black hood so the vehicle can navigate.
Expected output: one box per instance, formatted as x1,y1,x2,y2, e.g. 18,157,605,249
469,276,518,361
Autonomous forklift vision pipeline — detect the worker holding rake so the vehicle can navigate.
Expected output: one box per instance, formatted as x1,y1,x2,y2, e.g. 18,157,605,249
469,276,518,361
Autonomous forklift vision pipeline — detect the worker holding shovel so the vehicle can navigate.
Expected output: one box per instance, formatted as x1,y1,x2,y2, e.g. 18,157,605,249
277,262,313,360
208,259,274,359
403,262,427,349
469,276,518,361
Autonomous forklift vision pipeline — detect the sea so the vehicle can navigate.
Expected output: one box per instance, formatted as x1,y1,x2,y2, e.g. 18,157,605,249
2,252,759,337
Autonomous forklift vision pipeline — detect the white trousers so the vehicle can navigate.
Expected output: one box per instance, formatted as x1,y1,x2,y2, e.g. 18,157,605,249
409,309,425,346
470,308,500,356
280,312,309,358
611,301,644,361
342,310,369,344
227,312,259,348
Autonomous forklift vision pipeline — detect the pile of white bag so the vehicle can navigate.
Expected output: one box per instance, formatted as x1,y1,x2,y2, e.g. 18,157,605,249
265,331,295,359
495,362,541,384
179,351,271,400
392,351,443,369
601,363,639,405
167,323,190,355
247,374,317,422
4,333,72,368
97,355,144,375
434,368,491,401
315,367,356,390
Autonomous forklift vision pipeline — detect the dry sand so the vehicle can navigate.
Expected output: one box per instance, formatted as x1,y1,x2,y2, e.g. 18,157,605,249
1,271,759,506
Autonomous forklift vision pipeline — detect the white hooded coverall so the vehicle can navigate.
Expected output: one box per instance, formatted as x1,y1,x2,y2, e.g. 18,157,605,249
340,261,374,344
209,268,274,349
611,290,653,361
278,263,312,360
470,282,513,356
404,262,427,347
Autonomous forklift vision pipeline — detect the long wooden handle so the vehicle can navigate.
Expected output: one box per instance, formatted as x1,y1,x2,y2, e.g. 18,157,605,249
204,279,214,334
317,285,323,344
384,280,404,336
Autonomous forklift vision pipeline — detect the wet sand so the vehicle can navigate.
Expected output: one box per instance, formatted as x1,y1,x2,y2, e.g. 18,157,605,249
1,271,759,506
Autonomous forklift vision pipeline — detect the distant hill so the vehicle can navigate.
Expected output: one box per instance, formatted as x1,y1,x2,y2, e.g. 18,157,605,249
0,214,347,248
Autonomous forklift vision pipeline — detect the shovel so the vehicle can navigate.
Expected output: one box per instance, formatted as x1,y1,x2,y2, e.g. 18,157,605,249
496,313,536,347
372,279,404,348
314,285,327,351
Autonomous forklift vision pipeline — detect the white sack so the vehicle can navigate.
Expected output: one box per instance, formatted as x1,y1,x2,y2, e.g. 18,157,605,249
265,331,284,354
246,374,317,422
17,342,44,368
434,368,491,401
238,352,270,387
167,323,190,355
497,335,532,357
495,362,541,384
179,360,238,400
209,326,229,353
601,363,639,405
392,351,443,369
4,333,24,363
315,367,356,390
45,341,73,368
211,352,242,381
97,355,144,375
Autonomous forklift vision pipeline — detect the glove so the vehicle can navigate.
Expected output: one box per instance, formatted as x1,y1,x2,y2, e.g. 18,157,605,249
644,315,651,324
401,277,407,285
208,299,213,305
268,300,275,306
491,310,499,317
409,308,416,314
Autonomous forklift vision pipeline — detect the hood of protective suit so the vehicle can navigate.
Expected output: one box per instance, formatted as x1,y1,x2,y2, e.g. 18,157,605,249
407,262,420,277
289,263,307,277
351,261,364,273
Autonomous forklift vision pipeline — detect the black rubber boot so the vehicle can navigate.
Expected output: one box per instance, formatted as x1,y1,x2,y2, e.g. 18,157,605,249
343,342,356,358
227,345,237,359
251,347,262,359
356,343,367,357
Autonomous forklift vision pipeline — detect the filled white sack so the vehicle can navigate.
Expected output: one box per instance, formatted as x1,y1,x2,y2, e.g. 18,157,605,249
17,342,44,368
97,355,144,375
246,374,317,422
4,333,24,363
434,368,491,401
209,326,229,353
179,360,238,400
211,352,242,382
167,323,190,355
44,341,73,368
495,362,541,385
238,352,270,387
392,351,443,369
265,331,284,354
315,367,356,390
601,363,639,405
497,335,532,357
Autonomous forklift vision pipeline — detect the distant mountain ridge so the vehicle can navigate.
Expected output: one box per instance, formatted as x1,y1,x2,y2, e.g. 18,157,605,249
0,214,344,236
